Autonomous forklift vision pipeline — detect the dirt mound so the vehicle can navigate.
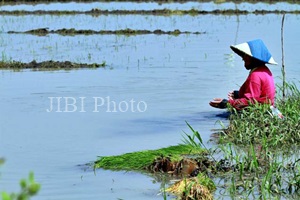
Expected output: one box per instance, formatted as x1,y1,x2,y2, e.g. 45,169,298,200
0,60,105,70
147,155,233,177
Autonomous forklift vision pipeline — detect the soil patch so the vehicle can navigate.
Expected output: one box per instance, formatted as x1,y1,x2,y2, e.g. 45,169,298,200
0,9,299,16
147,155,234,178
8,28,204,36
0,60,106,70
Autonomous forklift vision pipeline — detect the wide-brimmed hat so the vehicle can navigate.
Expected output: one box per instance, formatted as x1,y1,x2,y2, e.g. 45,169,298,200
230,39,277,65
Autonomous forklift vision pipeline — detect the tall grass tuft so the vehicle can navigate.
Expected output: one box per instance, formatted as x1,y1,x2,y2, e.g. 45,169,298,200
214,81,300,198
220,82,300,150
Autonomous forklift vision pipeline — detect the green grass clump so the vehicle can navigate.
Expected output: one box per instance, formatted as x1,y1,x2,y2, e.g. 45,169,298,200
220,82,300,150
1,164,40,200
212,82,300,198
94,144,205,171
0,60,106,70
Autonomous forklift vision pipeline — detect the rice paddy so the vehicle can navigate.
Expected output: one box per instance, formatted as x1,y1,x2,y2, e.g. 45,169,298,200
1,1,300,200
94,83,300,199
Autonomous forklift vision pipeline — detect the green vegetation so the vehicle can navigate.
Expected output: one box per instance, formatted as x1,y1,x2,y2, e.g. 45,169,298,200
1,160,40,200
0,158,4,166
176,87,300,198
211,82,300,198
221,82,300,148
166,173,216,200
0,9,298,16
94,144,205,171
1,0,300,7
94,81,300,199
7,28,203,36
0,60,106,70
94,137,216,199
204,83,300,199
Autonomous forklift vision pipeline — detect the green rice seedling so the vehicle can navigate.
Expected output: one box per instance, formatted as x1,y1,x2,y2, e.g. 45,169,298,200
182,121,204,150
94,144,205,171
228,176,236,198
286,163,300,194
220,98,300,151
94,88,300,199
213,81,300,198
261,163,274,198
238,158,244,181
159,174,168,200
249,144,259,172
182,121,217,163
1,51,10,62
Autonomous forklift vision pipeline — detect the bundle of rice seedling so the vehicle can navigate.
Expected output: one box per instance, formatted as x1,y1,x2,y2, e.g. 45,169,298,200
166,173,215,200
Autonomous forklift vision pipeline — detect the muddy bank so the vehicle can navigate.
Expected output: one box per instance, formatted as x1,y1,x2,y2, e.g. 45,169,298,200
147,156,233,177
8,28,204,36
0,9,298,16
0,60,106,70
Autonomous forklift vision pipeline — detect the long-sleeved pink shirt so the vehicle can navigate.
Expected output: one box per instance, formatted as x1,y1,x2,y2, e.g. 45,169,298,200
228,65,275,110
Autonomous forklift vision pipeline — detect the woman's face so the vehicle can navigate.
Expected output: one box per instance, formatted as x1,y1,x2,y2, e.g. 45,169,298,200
242,54,252,70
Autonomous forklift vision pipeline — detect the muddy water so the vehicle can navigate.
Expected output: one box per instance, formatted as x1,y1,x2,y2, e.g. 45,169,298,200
1,2,300,200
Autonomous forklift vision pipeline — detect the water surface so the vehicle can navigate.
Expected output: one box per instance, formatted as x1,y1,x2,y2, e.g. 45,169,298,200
1,2,300,200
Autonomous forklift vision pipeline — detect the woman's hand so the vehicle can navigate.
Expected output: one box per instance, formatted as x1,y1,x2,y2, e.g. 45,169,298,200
228,91,234,100
209,98,226,108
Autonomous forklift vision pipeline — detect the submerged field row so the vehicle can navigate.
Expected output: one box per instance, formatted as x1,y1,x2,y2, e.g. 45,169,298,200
7,28,205,36
0,60,106,70
0,0,299,4
0,9,298,16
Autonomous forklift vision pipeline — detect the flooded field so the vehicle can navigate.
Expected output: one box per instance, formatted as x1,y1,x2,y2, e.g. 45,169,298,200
1,1,300,199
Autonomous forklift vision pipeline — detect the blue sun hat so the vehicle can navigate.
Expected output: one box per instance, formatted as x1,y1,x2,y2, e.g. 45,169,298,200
230,39,277,65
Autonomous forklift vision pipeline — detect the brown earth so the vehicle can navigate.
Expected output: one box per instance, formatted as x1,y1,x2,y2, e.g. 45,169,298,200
8,28,204,36
0,9,297,16
147,155,233,178
0,60,105,70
